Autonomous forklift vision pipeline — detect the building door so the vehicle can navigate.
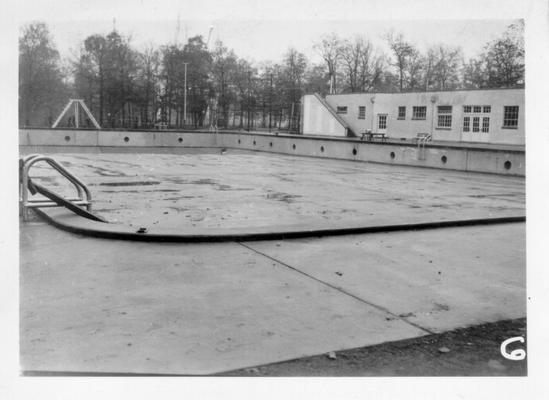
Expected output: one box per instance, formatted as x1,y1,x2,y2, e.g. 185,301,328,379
377,114,388,133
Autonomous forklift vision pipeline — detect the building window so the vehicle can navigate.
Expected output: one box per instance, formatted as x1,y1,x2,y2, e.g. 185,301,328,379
412,106,426,120
336,106,348,114
398,106,406,119
358,106,366,119
437,106,452,128
438,106,452,113
438,115,452,128
473,106,482,113
472,117,480,132
378,115,387,130
503,106,519,128
483,106,491,113
463,116,470,132
482,117,490,133
463,105,471,113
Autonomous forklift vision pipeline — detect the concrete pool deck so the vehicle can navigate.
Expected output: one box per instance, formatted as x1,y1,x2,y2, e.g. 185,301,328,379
20,222,525,375
19,150,526,374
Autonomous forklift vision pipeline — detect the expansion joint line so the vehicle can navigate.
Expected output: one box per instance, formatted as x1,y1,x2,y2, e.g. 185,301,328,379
237,242,435,335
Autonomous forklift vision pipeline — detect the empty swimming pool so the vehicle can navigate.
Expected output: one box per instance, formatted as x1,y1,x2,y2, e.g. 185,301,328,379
25,149,525,236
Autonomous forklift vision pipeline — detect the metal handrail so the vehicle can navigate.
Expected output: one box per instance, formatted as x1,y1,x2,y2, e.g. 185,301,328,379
416,134,432,148
416,134,432,161
20,154,93,221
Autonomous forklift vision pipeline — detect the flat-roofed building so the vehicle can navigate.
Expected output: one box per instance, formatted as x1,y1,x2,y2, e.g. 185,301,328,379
301,88,524,145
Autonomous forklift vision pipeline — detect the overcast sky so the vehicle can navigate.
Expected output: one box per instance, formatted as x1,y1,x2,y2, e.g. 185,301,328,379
14,0,520,66
43,18,517,66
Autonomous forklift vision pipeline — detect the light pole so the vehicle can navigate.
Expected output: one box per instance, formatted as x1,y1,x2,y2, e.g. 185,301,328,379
430,95,437,137
183,62,188,127
370,96,375,133
269,73,273,133
247,70,252,132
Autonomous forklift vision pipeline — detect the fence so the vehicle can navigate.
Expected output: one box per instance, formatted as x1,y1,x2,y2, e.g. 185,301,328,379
44,102,302,134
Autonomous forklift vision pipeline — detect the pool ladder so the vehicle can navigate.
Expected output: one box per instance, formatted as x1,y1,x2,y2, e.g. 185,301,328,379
417,134,432,161
19,154,94,221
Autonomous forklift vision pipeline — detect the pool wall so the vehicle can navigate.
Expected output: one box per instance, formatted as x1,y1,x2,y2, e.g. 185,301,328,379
19,128,525,176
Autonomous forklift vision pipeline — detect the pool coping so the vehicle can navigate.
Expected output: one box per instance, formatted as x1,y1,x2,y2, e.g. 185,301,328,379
20,127,526,153
34,207,526,243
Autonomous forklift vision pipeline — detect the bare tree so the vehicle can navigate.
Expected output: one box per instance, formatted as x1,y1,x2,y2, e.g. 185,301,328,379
422,48,437,91
406,48,424,90
462,58,486,89
82,34,108,125
135,46,161,127
340,37,388,93
303,64,330,95
232,58,255,128
484,22,524,87
212,40,238,127
340,37,369,92
460,21,524,90
282,48,308,103
431,45,462,90
363,52,388,92
385,31,416,91
19,22,68,126
313,33,342,94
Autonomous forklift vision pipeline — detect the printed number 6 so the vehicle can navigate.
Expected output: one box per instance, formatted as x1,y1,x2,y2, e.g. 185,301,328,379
500,336,526,361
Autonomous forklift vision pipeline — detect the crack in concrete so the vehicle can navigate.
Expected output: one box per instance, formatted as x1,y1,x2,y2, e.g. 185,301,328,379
237,242,435,335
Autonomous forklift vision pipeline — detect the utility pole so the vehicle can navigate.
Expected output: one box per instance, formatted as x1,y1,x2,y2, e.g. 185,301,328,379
175,13,181,46
247,70,251,132
206,25,214,48
290,102,295,133
183,62,188,127
370,96,375,133
74,100,79,128
269,73,273,133
430,95,437,137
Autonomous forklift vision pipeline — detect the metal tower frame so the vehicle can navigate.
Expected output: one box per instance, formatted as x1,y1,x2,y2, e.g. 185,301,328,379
52,99,101,129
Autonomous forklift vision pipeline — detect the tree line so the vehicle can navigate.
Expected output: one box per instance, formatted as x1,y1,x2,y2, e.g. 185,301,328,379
19,21,524,129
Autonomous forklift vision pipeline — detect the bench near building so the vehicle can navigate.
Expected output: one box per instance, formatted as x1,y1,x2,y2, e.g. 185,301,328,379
301,88,524,145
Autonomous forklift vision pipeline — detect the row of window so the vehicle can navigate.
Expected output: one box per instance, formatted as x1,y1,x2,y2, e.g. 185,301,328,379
434,105,519,130
337,105,367,120
338,104,520,131
396,106,428,120
339,104,428,120
464,105,491,113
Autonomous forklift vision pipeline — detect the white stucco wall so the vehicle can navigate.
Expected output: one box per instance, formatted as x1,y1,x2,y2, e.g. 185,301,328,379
315,89,525,145
302,95,348,137
323,94,374,136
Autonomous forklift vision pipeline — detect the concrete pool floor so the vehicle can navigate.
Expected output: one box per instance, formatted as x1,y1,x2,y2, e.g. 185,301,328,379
27,150,525,231
20,150,526,375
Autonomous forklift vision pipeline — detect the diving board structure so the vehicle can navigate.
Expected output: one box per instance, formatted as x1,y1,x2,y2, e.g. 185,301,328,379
52,99,101,129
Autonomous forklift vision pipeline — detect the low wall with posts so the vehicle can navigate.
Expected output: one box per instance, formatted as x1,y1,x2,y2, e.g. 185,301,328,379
19,128,525,176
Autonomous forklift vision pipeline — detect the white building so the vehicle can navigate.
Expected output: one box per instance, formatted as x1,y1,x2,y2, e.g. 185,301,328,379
301,88,524,145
